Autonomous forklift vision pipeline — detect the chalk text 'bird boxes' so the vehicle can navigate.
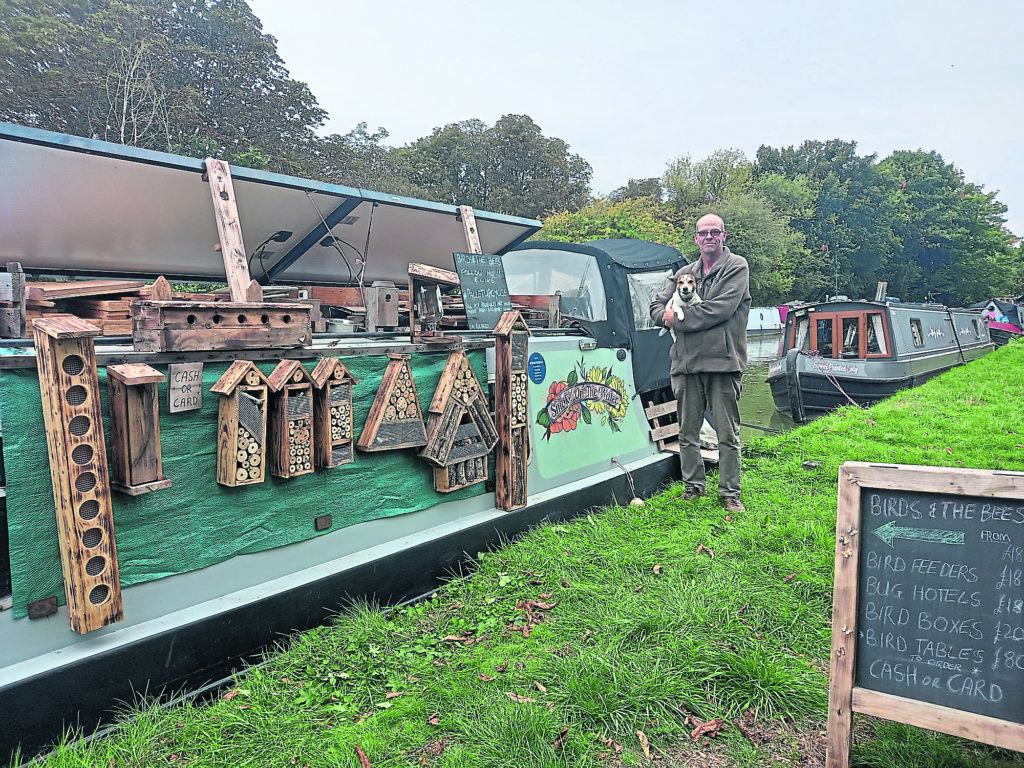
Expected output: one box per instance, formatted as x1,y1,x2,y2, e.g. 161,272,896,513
33,316,123,633
267,360,314,479
107,363,172,495
356,354,427,451
420,350,497,492
310,357,359,468
211,361,271,486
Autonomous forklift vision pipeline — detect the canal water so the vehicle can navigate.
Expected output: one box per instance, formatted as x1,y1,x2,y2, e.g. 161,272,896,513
739,333,797,443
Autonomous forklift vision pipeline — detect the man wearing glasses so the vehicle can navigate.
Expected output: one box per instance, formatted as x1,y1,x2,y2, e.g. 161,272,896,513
650,213,751,512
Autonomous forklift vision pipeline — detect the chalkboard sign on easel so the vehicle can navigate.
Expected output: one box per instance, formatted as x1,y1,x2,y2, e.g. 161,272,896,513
452,252,512,331
826,462,1024,767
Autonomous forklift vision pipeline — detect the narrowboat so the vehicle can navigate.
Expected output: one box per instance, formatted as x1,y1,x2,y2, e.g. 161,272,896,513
0,123,690,760
981,298,1024,347
767,298,993,422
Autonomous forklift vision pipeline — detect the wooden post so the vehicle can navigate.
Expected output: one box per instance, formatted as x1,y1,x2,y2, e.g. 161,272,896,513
33,316,123,633
107,363,172,495
0,262,26,338
493,311,530,510
205,158,253,303
459,205,483,254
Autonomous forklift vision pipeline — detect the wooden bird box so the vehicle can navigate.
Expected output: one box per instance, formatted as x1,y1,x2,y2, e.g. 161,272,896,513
267,360,314,479
210,360,271,486
356,354,427,451
309,357,359,468
32,316,124,633
420,350,498,492
493,311,531,511
107,363,172,495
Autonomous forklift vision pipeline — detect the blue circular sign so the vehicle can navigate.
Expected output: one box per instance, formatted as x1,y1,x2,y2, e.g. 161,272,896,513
527,352,546,384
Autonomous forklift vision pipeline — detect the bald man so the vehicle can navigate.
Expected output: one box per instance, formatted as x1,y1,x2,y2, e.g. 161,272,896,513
650,213,751,512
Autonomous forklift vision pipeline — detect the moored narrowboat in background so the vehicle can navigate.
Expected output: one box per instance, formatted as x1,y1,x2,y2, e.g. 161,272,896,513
980,298,1024,347
767,297,993,422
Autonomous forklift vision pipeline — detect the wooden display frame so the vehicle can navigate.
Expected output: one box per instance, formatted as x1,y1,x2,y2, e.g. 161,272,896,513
826,462,1024,767
356,353,427,451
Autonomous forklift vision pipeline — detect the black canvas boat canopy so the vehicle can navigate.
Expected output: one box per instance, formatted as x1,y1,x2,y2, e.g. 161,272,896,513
0,122,541,286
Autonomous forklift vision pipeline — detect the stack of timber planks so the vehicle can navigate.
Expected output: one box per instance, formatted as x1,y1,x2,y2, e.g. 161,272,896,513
19,280,151,337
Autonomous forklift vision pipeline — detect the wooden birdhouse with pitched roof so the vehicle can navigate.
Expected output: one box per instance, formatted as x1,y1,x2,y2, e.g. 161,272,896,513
267,359,315,479
420,350,498,492
356,353,427,451
211,360,271,486
493,311,531,511
309,357,359,469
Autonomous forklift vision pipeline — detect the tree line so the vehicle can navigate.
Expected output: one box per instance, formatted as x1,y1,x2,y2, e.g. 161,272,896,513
1,1,1018,306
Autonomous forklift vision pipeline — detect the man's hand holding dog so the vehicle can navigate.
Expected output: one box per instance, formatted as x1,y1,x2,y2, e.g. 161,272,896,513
663,307,680,326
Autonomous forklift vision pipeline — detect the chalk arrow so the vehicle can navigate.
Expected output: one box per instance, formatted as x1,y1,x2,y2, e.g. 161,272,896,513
872,522,965,548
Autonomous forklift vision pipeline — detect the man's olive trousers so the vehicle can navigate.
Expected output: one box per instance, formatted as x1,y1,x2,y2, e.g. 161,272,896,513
671,371,743,497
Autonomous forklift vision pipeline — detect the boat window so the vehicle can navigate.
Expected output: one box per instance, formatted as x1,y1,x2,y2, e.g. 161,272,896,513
972,318,982,338
794,316,810,350
627,269,674,330
910,318,924,347
841,317,860,358
866,313,888,355
502,250,608,322
815,318,833,357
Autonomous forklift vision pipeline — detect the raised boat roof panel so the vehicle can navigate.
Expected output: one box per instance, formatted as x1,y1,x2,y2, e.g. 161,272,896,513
0,122,540,285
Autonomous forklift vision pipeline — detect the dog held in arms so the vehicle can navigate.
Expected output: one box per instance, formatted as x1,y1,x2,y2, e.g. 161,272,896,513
660,273,702,342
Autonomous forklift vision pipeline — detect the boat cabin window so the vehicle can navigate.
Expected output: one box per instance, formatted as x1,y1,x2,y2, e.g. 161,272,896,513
794,316,810,350
814,318,833,357
502,250,608,322
808,310,891,358
841,317,860,358
866,312,888,355
627,269,674,330
972,318,983,338
910,318,924,347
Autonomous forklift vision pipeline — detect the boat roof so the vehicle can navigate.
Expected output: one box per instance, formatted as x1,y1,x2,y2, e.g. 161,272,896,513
0,122,541,286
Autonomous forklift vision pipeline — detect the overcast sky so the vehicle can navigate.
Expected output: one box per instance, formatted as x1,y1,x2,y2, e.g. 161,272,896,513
247,0,1023,235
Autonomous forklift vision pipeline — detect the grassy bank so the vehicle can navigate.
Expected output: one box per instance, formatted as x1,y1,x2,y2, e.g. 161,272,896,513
26,343,1024,768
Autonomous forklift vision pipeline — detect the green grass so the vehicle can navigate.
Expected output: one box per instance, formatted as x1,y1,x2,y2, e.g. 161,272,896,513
22,341,1024,767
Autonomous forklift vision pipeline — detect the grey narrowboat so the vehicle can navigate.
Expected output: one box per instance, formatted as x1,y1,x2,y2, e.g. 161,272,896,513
767,298,992,422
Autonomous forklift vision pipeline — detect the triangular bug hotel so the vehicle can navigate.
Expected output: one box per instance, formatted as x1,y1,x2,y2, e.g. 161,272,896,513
420,350,498,492
356,353,427,451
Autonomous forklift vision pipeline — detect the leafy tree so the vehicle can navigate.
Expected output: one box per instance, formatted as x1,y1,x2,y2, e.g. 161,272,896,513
534,197,690,252
314,123,426,197
401,114,592,219
609,177,663,203
663,148,751,212
879,150,1018,304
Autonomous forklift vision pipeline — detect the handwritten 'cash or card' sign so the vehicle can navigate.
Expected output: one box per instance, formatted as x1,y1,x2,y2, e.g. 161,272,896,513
826,463,1024,767
168,362,203,413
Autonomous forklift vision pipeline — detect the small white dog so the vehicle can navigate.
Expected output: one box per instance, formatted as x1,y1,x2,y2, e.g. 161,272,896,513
660,273,702,342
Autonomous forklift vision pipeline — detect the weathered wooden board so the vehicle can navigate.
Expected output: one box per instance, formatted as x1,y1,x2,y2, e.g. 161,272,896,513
132,301,311,352
205,158,252,303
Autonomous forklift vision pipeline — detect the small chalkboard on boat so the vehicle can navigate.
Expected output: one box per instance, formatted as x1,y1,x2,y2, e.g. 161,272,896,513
453,252,511,331
826,462,1024,767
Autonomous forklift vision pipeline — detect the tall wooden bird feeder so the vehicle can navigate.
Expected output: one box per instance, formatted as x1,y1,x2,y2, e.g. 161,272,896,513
420,350,498,492
32,316,123,633
107,363,172,495
309,357,359,468
493,311,531,511
267,359,315,479
211,360,271,486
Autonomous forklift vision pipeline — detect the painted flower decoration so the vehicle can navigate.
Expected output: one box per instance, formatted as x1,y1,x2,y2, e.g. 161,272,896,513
536,360,629,439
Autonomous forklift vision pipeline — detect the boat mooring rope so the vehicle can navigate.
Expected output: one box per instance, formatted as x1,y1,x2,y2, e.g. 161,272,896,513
611,458,639,499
